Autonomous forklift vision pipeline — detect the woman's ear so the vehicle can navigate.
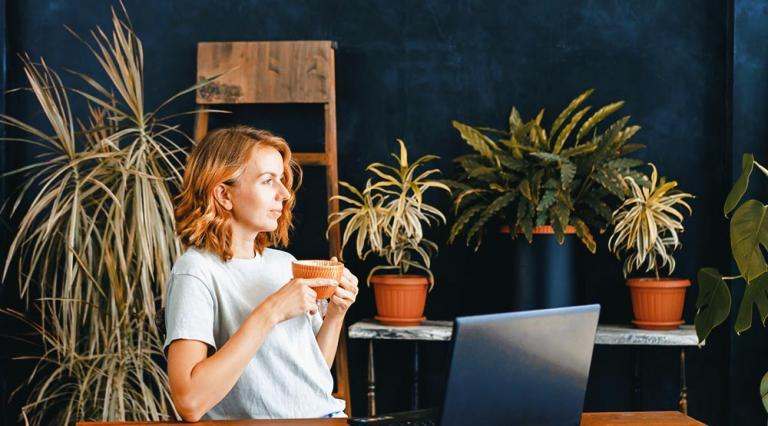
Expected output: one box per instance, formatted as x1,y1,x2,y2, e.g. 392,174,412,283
213,183,233,211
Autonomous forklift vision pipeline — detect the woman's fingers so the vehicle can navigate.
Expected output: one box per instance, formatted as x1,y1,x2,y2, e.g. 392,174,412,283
333,286,355,301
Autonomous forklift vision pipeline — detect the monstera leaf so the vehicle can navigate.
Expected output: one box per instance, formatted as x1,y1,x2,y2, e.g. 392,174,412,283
694,268,731,342
734,271,768,334
730,200,768,283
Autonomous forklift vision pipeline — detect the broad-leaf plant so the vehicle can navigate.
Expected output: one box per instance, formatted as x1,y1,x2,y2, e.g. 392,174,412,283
447,89,645,252
694,153,768,414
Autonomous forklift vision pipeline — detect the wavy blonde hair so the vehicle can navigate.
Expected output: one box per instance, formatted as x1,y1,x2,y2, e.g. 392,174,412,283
175,125,301,261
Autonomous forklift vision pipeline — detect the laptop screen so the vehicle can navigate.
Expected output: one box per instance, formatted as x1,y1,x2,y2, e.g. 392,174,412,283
439,305,600,426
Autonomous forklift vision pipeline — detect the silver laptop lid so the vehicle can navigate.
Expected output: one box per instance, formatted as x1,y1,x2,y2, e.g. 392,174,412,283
440,304,600,426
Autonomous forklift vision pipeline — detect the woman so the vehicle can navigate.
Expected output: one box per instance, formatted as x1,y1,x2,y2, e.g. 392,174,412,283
165,126,357,421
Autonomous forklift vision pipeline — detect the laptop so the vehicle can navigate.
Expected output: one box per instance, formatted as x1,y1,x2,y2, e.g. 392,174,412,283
348,304,600,426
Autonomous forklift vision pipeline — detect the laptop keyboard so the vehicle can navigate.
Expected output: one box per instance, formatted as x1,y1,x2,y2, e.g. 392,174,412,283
347,408,440,426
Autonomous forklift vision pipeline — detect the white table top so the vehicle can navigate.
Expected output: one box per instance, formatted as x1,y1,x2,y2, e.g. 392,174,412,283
348,319,703,346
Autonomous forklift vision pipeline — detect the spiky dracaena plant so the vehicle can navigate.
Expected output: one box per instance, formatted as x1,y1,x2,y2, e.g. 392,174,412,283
447,89,646,252
327,139,451,288
607,163,694,280
0,6,218,425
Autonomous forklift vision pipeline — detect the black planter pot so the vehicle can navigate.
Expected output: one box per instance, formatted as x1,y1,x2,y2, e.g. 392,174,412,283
511,228,578,311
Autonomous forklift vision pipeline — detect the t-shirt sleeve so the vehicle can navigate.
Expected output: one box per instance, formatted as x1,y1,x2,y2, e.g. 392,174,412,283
163,273,217,354
309,303,324,335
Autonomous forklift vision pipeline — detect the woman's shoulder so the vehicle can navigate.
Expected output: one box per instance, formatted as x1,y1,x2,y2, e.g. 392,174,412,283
172,246,225,277
262,247,297,263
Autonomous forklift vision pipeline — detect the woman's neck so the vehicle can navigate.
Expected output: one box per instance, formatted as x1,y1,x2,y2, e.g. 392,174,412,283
230,226,258,259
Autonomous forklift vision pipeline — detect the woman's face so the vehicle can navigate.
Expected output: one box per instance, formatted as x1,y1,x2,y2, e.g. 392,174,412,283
226,145,290,234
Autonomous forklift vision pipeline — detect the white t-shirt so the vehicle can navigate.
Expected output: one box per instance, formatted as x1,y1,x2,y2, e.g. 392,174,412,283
163,246,345,419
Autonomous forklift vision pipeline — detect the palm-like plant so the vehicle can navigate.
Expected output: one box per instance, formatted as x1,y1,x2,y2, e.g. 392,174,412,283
607,163,694,279
1,6,217,425
328,139,450,288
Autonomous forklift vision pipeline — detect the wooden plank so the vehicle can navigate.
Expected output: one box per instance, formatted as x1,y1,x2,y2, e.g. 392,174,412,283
196,41,334,104
77,419,348,426
76,412,705,425
580,411,706,425
293,152,328,166
194,107,209,142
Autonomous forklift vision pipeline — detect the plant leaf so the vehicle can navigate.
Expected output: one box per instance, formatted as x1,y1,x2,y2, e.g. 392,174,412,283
576,101,624,142
561,161,576,190
452,120,498,160
694,267,732,343
724,153,754,217
730,200,768,282
734,271,768,334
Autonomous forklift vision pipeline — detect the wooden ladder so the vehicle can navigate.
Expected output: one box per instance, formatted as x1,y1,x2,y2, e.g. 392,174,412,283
194,40,349,415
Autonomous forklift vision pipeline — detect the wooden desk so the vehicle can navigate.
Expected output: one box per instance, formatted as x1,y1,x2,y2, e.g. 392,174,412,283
76,411,705,425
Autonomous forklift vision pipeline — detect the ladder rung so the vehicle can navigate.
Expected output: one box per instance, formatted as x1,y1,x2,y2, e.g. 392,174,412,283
294,152,329,166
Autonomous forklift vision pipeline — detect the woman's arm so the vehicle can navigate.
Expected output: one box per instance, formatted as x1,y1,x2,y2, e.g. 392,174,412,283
316,261,359,367
167,277,331,422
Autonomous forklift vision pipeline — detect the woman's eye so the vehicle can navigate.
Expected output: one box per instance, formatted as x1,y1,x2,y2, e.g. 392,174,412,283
263,178,273,185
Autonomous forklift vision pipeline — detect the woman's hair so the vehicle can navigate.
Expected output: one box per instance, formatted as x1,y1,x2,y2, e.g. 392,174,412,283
175,125,301,261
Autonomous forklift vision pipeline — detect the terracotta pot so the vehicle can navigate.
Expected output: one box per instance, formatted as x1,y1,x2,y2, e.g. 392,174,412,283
499,224,577,235
627,277,690,330
370,274,429,326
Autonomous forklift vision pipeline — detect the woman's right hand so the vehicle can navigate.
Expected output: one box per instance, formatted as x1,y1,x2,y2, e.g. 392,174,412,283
264,278,334,323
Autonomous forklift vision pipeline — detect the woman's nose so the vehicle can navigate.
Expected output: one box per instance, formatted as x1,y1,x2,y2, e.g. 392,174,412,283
277,181,290,200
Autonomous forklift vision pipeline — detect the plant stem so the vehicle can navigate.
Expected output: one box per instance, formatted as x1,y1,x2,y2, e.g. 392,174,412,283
721,275,743,281
654,265,660,281
754,161,768,177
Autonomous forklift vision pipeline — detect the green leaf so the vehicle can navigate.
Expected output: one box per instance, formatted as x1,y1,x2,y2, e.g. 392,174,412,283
593,169,626,198
619,143,645,155
553,106,591,154
449,204,485,244
465,192,516,250
724,153,754,217
735,271,768,334
530,152,565,163
561,161,576,190
694,267,731,343
452,120,499,160
576,101,624,142
519,179,532,200
560,142,597,157
537,190,556,211
508,107,523,132
550,89,593,142
730,200,768,282
606,158,644,170
761,371,768,413
573,218,596,253
497,152,525,171
516,199,533,242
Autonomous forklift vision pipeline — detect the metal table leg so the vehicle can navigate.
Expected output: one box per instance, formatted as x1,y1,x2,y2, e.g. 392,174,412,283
412,341,420,410
632,348,642,410
679,348,688,415
367,340,376,416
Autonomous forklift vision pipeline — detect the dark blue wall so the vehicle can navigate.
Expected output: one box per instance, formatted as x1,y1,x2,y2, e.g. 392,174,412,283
0,0,765,425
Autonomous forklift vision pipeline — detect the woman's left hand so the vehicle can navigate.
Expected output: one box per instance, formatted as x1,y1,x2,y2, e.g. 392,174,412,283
326,256,359,317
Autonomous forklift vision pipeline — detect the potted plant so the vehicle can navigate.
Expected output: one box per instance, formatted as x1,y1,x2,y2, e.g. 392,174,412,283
694,153,768,414
328,139,450,325
447,89,646,252
0,6,216,424
607,163,694,330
